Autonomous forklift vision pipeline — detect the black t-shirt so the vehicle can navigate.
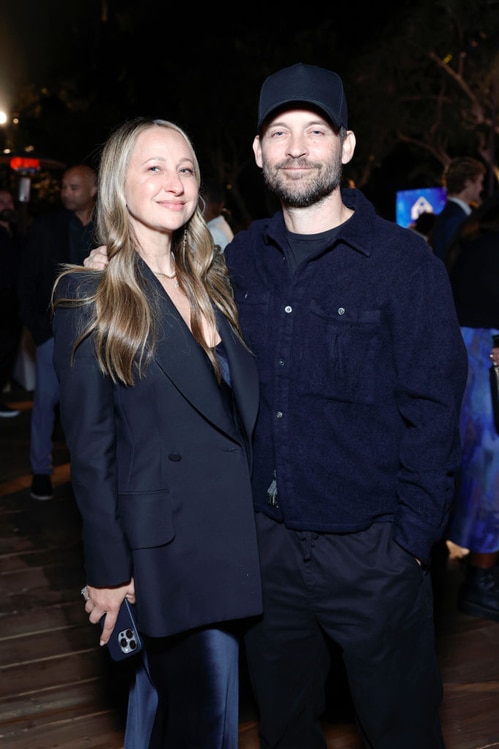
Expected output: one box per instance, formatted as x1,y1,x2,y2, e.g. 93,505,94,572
285,225,342,273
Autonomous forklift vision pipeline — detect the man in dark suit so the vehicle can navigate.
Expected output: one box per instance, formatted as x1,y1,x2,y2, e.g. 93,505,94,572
18,165,97,500
429,157,486,260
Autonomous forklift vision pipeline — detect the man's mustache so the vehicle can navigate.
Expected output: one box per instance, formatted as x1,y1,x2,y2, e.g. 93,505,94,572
276,158,321,170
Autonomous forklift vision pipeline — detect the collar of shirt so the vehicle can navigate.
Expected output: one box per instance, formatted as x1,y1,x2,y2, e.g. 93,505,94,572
447,197,472,215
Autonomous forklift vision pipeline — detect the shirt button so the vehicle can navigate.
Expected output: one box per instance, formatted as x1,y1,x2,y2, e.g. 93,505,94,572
168,452,182,462
284,306,292,313
276,411,283,419
279,358,285,366
338,307,345,315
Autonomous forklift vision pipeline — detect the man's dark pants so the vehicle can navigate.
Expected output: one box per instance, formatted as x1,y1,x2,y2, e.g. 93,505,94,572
245,513,445,749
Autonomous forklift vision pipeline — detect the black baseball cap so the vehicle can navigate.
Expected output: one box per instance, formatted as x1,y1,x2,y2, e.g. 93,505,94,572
257,62,348,132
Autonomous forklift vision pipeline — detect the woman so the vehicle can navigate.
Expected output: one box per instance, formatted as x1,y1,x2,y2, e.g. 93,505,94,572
445,192,499,623
52,117,262,748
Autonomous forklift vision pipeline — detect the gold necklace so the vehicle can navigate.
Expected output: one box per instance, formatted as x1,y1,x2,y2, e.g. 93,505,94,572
152,253,179,287
154,271,179,288
153,270,177,279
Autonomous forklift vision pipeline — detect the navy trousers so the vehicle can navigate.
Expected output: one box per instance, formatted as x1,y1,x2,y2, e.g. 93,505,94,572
244,514,445,749
144,626,239,749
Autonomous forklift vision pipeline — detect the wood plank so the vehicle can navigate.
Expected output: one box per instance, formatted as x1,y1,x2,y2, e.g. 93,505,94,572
0,567,85,614
441,681,499,749
0,623,99,666
1,710,125,749
0,650,113,698
0,546,85,574
0,678,107,725
0,601,88,637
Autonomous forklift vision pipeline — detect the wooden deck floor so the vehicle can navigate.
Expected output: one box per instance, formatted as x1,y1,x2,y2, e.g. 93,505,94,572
1,386,499,748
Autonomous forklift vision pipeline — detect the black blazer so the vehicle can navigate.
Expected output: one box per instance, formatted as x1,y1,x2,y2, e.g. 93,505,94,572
52,267,263,638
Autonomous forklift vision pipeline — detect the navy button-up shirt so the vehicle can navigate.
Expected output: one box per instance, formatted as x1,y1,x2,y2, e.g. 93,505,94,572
225,188,468,564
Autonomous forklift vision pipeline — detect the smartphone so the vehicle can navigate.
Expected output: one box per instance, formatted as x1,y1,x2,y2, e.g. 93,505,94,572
100,598,143,661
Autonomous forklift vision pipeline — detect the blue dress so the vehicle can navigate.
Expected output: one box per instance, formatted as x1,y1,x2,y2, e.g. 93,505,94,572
447,326,499,553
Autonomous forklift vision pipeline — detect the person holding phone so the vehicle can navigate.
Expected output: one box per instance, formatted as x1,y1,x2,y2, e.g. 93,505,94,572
52,117,262,749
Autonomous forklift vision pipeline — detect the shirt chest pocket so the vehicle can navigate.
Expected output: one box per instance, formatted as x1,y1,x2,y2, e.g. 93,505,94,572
233,289,271,352
302,303,383,404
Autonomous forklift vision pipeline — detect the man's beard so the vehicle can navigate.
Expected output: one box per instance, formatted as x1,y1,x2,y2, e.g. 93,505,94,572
261,152,343,208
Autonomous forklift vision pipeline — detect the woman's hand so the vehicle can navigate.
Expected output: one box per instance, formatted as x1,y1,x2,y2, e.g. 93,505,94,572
84,245,110,270
81,581,136,646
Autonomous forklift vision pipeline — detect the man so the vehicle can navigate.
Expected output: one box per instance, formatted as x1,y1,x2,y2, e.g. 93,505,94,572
429,156,486,260
18,165,97,500
225,63,467,749
85,64,468,748
0,189,23,417
201,176,235,251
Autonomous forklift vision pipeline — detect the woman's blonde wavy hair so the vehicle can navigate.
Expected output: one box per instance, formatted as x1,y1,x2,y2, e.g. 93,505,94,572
53,117,245,385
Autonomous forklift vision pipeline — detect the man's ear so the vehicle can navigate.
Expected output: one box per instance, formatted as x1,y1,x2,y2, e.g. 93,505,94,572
341,131,356,166
252,135,263,168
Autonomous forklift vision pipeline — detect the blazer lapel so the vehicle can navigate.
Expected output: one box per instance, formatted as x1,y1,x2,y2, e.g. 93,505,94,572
216,313,259,443
150,271,257,442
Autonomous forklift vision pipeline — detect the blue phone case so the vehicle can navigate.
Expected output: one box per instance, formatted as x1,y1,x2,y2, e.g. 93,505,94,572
100,598,143,661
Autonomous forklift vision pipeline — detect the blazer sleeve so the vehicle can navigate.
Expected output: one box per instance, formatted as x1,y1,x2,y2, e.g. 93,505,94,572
52,273,133,587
